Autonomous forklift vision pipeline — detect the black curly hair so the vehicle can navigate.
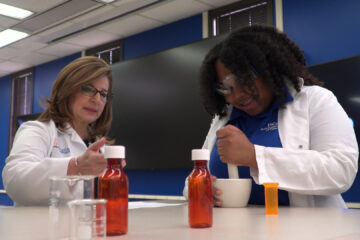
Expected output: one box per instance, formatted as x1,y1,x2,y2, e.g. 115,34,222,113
200,25,323,118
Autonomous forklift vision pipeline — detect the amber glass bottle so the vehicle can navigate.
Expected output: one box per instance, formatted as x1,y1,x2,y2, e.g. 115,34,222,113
98,146,128,236
188,149,212,228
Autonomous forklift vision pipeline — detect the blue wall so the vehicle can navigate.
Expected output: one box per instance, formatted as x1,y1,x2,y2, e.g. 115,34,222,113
0,75,10,184
0,76,13,205
283,0,360,65
123,15,202,60
33,54,81,113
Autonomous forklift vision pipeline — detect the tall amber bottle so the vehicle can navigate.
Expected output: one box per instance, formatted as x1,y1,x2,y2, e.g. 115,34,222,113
188,149,212,228
98,145,128,236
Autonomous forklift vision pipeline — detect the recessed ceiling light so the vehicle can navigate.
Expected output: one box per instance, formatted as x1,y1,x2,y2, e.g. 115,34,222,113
0,29,29,48
0,3,34,19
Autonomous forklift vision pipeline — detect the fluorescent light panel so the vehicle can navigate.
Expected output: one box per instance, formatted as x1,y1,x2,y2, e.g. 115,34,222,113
0,3,34,19
0,29,29,48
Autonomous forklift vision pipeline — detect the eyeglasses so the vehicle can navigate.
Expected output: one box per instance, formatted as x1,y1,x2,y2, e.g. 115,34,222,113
215,66,258,96
215,74,242,96
81,85,111,102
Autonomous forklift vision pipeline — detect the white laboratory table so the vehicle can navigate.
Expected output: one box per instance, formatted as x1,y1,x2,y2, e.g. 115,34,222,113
0,202,359,240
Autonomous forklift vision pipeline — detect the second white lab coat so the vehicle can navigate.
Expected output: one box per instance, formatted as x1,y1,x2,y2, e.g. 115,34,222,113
184,79,358,208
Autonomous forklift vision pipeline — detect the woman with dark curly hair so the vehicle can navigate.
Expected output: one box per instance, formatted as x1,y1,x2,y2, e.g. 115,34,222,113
184,25,358,208
2,56,124,206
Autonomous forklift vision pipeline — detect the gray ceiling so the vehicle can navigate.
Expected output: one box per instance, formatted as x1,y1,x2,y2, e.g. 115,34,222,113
0,0,239,78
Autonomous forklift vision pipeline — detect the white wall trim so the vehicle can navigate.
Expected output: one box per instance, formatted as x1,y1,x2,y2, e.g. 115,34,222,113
275,0,284,31
202,11,209,39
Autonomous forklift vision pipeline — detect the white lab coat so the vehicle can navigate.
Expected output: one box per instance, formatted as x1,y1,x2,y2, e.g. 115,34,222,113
184,79,358,208
2,120,89,206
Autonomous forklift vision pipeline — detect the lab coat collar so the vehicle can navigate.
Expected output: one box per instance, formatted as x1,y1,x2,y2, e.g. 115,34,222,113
56,122,85,145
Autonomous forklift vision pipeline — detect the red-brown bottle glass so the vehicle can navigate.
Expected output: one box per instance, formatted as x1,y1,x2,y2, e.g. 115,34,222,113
98,146,128,236
188,149,212,228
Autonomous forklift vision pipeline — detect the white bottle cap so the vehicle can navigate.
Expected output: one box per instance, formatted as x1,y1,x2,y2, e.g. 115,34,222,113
191,149,210,161
104,145,125,159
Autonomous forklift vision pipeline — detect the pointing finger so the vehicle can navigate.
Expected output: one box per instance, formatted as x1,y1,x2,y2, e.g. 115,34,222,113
88,137,106,152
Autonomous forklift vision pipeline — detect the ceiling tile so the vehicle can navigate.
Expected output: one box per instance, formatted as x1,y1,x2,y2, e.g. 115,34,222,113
0,60,30,72
62,29,120,47
36,21,81,44
12,52,56,65
36,21,75,37
139,0,211,23
0,0,68,13
0,15,20,29
98,14,163,37
0,47,25,60
36,42,84,57
11,36,48,52
14,0,100,33
71,5,115,23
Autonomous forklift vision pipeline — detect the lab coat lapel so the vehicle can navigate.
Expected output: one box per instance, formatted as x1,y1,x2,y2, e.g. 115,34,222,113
62,123,87,147
278,78,310,150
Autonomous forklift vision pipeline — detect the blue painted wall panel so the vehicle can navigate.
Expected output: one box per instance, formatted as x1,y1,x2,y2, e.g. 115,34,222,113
33,53,81,113
0,76,13,205
0,75,11,186
123,14,202,60
283,0,360,65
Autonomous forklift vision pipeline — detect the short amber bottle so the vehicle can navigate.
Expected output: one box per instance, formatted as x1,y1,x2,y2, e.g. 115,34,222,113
188,149,213,228
98,145,128,236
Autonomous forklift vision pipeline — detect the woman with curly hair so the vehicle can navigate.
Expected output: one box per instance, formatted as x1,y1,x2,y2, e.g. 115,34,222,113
184,25,358,208
2,56,123,205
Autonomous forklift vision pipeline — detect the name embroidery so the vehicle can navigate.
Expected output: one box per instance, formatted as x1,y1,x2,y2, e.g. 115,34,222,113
260,122,278,132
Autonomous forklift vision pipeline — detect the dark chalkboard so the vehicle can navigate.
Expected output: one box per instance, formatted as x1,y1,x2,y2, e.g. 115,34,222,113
110,35,226,169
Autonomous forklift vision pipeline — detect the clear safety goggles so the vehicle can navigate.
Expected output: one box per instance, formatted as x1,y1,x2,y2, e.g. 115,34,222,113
215,74,243,96
215,66,258,96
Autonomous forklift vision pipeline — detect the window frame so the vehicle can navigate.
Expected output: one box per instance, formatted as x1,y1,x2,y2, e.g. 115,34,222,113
8,68,34,151
208,0,274,37
85,39,123,65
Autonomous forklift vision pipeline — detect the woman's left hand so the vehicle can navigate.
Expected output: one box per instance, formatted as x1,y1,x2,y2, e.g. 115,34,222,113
216,125,257,168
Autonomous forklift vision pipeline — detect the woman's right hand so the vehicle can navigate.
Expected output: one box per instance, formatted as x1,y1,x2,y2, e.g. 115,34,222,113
67,137,126,176
75,137,107,175
212,175,223,207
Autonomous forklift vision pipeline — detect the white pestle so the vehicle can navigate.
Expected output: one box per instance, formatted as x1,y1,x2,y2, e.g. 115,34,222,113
227,163,239,179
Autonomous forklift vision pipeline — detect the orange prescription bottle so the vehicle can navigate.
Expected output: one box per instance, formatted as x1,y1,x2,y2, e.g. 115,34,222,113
188,149,213,228
264,182,279,215
98,145,128,236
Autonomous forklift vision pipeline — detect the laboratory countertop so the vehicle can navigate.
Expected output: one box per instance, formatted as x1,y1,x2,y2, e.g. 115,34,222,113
0,201,359,240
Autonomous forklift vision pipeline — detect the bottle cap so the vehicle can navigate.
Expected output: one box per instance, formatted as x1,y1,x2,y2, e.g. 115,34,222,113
104,145,125,159
191,149,210,161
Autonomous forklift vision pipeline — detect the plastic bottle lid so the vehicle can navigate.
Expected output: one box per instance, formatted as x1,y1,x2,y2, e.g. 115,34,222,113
191,149,210,161
104,145,125,159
